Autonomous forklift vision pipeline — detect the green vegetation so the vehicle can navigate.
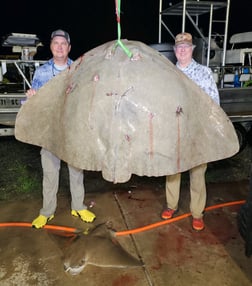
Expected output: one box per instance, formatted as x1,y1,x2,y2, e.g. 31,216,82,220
15,161,41,193
244,80,252,87
0,138,42,200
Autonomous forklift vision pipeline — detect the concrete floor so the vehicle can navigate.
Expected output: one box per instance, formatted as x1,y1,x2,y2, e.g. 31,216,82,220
0,171,251,286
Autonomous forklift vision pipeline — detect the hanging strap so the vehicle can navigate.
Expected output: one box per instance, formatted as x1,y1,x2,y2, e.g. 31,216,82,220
115,0,132,58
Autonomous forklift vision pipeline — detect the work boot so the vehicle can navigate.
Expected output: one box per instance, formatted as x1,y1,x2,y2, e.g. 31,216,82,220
161,208,177,220
71,209,96,222
32,214,54,229
192,218,205,231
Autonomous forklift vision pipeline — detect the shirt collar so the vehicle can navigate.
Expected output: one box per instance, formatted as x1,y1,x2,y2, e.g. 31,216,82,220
176,59,195,71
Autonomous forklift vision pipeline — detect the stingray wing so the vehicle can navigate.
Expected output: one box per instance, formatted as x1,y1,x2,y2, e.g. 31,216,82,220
63,223,142,275
15,40,239,183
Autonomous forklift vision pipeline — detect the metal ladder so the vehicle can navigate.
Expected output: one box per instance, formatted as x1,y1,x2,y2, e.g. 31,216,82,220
158,0,230,68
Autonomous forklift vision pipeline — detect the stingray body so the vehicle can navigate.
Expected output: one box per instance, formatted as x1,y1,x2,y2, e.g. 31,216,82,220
62,223,142,275
15,39,239,183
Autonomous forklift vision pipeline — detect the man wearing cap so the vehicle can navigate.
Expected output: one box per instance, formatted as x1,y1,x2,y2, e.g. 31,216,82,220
161,32,219,231
26,29,96,228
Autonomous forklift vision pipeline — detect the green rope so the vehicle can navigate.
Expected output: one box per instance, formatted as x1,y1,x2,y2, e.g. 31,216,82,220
115,0,132,58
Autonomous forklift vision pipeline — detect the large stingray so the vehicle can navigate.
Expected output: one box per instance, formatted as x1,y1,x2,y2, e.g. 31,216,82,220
60,223,143,275
15,39,239,183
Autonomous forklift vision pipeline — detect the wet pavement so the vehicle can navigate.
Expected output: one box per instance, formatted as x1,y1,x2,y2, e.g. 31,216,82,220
0,145,252,285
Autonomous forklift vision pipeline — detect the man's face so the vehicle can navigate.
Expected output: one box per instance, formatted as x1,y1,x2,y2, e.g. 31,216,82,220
50,36,71,59
174,44,193,66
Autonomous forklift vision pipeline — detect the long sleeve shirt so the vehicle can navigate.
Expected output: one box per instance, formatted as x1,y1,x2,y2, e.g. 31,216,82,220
176,59,220,105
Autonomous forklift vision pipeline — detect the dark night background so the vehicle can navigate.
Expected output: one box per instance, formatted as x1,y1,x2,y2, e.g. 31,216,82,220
0,0,251,60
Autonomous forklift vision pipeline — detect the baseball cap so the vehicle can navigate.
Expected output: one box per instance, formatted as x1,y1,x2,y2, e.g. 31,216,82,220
175,32,193,46
51,29,70,43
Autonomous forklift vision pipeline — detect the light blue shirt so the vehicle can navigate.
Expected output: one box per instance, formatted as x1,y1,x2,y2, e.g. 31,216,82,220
31,58,73,90
176,59,220,105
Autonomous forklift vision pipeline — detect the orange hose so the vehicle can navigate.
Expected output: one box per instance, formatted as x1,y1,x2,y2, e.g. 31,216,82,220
115,199,246,236
204,200,245,211
0,200,246,236
0,222,32,228
115,213,192,236
0,222,78,233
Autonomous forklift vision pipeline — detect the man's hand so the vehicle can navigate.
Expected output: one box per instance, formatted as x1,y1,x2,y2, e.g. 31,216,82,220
26,88,36,99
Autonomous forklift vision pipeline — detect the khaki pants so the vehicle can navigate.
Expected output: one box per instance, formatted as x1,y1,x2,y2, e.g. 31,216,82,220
165,163,207,219
40,148,87,217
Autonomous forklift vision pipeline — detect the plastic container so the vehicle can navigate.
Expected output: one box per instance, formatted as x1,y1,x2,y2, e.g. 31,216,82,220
234,70,241,87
